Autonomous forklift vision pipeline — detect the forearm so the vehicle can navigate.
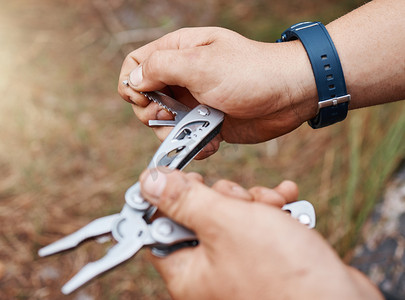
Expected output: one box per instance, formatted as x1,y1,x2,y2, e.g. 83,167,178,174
118,0,403,147
327,0,405,110
283,0,405,125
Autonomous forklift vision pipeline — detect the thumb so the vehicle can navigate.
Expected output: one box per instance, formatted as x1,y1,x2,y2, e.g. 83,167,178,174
128,48,203,92
139,168,222,235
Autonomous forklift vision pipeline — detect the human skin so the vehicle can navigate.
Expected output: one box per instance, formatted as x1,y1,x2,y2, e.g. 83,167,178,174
118,0,404,159
139,169,383,300
116,0,403,298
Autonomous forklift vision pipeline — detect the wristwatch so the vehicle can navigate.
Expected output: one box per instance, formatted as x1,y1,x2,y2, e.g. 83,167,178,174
277,22,351,128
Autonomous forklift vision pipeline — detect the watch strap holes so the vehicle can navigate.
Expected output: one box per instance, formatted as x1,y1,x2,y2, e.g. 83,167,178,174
321,54,328,60
326,74,334,80
324,64,331,70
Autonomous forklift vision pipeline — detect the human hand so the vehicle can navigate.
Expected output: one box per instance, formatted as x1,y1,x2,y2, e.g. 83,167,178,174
118,27,318,159
139,169,382,300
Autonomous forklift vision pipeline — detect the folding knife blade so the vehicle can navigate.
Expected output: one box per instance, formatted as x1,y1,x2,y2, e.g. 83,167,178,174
141,91,192,127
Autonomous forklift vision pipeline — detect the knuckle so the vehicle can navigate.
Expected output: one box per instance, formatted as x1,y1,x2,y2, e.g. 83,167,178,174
117,83,127,98
124,52,138,65
212,179,232,190
173,27,192,43
117,85,124,97
143,51,161,77
123,54,131,66
118,86,134,104
161,173,193,216
185,172,203,182
131,105,149,125
136,111,154,126
136,113,150,126
135,94,152,107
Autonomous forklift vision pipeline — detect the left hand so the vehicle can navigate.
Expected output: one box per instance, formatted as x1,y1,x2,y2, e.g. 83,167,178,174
139,169,382,300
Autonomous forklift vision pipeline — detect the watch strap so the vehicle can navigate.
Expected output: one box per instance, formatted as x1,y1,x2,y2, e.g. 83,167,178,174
278,22,350,128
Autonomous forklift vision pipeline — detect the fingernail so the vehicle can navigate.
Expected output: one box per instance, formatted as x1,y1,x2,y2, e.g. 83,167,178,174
141,169,167,204
129,65,143,87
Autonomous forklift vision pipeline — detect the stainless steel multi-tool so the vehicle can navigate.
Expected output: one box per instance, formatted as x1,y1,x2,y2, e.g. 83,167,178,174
38,88,316,295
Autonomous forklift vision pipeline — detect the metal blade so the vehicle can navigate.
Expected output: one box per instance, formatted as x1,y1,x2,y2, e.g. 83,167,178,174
61,237,144,294
122,80,190,125
148,120,177,127
38,214,120,257
141,91,191,125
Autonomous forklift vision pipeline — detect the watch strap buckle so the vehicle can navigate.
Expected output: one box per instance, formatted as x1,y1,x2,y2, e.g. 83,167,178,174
317,94,351,114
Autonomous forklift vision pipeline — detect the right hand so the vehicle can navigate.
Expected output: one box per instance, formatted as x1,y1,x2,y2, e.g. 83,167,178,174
118,27,318,158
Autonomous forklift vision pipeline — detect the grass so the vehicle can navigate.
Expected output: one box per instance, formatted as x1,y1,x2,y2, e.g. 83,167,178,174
0,0,404,299
329,104,405,256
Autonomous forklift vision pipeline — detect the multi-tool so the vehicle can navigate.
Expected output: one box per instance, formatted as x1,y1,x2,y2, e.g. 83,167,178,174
38,87,316,295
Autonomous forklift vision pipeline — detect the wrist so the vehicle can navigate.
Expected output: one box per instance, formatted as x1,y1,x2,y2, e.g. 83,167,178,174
278,22,351,128
271,40,319,124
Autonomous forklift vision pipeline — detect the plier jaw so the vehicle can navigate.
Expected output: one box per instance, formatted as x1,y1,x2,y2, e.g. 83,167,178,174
38,91,224,294
38,91,316,295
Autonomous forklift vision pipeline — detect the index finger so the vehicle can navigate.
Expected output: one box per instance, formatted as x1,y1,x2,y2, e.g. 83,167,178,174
248,180,299,208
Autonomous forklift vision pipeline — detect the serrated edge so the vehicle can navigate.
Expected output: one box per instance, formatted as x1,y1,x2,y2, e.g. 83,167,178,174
141,92,177,115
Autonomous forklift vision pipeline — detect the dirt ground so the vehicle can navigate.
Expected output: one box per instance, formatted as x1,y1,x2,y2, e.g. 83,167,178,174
0,0,403,299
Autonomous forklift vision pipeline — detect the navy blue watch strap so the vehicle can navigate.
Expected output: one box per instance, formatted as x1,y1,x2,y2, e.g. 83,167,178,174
277,22,350,128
